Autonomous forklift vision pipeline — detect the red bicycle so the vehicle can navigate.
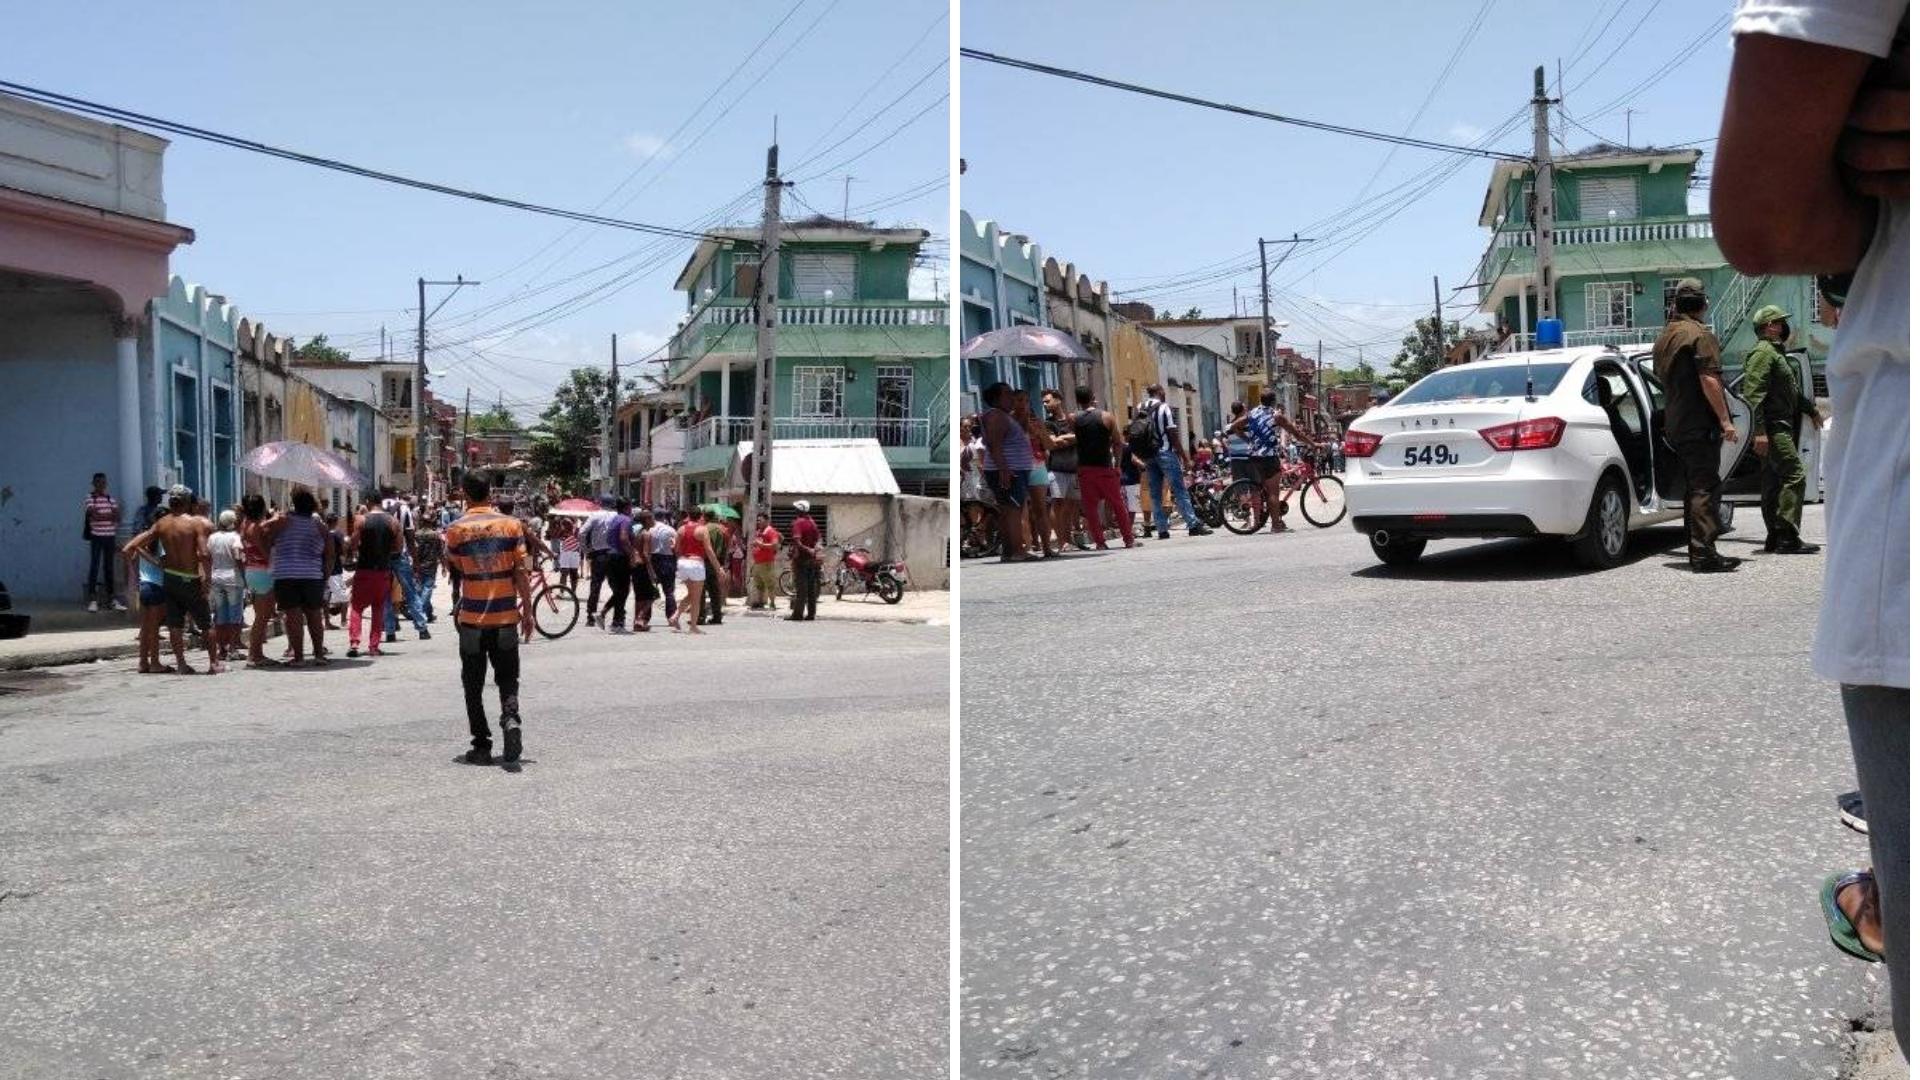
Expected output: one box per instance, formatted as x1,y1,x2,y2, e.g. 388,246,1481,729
1219,450,1347,534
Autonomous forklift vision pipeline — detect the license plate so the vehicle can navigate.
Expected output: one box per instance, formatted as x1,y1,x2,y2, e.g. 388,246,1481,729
1400,443,1462,467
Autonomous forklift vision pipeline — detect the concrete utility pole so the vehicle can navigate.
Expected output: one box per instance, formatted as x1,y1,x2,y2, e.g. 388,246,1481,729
744,141,786,539
1256,233,1314,420
1433,274,1446,368
1531,67,1558,325
460,387,472,477
415,275,477,494
415,278,424,492
601,333,618,497
1258,238,1274,392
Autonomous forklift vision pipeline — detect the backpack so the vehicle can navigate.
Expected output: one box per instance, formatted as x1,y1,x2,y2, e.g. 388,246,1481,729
1125,402,1164,460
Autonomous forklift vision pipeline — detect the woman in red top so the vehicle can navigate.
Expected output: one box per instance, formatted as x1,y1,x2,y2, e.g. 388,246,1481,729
669,509,718,635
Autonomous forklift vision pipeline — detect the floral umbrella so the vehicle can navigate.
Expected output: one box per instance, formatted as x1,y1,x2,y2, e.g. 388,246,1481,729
959,325,1093,362
239,441,368,489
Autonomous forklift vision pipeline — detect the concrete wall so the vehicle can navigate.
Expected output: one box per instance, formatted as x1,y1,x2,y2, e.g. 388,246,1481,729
1108,322,1161,420
890,494,949,591
0,91,169,222
0,297,120,602
825,494,950,591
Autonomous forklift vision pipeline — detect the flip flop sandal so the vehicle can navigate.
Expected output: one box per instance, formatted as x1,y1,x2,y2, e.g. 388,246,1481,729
1820,870,1883,963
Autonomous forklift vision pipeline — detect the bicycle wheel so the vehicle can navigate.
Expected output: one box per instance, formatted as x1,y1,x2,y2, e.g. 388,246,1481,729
778,568,795,596
1188,486,1217,529
1219,479,1266,535
532,584,580,639
1297,475,1348,528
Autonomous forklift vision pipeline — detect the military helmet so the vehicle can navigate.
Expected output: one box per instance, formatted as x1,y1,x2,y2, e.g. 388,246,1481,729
1672,277,1706,299
1751,303,1790,330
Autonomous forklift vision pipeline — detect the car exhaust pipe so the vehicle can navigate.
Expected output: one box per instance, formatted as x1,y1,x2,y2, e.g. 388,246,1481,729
1372,529,1393,547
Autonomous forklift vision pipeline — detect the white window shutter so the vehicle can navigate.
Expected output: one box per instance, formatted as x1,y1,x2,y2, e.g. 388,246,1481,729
791,253,857,301
1577,177,1639,221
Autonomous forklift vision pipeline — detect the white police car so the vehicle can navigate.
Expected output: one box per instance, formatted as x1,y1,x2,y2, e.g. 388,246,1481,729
1341,346,1752,568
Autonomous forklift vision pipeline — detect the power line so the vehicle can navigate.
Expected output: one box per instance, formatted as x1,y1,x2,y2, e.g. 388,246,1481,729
792,92,948,183
796,6,948,161
478,0,813,285
960,48,1529,162
1349,0,1497,204
0,80,731,244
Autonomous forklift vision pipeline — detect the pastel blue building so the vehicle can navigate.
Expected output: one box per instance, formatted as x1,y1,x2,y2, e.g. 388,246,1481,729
959,210,1054,414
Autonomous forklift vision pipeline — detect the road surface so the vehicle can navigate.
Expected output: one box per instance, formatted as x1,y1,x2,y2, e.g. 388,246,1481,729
0,613,948,1079
961,506,1891,1078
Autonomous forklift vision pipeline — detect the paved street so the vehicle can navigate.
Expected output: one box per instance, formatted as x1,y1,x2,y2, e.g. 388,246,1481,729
0,614,948,1079
961,506,1892,1078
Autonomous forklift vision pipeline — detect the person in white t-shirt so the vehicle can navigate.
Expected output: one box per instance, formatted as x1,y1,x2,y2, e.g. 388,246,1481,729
1716,0,1908,1053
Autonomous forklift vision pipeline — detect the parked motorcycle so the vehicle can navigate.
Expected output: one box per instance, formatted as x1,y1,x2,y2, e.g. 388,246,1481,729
833,544,906,604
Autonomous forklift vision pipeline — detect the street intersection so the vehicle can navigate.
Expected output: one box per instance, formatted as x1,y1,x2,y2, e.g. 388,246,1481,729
960,507,1891,1079
0,614,949,1079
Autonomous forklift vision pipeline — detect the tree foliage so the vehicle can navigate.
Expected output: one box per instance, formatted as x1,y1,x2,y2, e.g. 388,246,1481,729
1328,361,1379,386
293,334,351,363
463,405,518,434
527,367,616,488
1390,316,1465,384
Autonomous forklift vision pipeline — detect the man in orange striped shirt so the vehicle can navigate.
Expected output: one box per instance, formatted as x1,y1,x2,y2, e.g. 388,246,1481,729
444,474,535,766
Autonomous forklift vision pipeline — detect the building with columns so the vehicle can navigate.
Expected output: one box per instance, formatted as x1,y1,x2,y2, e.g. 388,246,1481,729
660,216,949,506
0,92,195,602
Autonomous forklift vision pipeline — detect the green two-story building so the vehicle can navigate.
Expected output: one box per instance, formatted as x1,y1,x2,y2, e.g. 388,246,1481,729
1474,145,1826,371
662,217,949,507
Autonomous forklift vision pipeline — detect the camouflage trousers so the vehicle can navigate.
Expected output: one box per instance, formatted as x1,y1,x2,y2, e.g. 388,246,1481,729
1759,422,1807,547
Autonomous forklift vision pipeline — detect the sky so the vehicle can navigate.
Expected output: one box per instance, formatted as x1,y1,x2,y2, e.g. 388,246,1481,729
959,0,1734,373
5,0,949,419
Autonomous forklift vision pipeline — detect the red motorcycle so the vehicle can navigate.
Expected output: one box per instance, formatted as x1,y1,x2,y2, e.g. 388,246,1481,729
832,543,906,604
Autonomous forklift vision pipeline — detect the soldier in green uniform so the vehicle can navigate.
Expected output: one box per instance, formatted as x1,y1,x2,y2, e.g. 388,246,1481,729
1651,278,1741,573
1739,304,1824,555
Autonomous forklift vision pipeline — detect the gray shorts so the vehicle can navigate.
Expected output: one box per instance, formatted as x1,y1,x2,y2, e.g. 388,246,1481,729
1050,472,1079,500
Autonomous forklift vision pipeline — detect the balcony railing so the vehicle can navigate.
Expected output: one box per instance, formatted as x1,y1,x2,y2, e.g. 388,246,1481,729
669,299,948,363
1487,215,1715,253
685,415,932,451
1478,214,1717,290
1489,325,1663,355
649,418,685,469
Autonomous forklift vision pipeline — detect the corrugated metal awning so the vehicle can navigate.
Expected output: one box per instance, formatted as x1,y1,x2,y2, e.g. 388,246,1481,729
731,438,900,496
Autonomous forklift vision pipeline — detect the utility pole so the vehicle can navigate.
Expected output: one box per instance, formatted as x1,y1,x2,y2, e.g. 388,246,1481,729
1258,238,1273,393
460,386,472,479
1624,107,1635,148
1256,233,1314,420
1433,274,1446,369
1531,67,1558,326
601,333,618,497
415,278,424,493
744,141,787,542
840,174,856,221
415,275,477,494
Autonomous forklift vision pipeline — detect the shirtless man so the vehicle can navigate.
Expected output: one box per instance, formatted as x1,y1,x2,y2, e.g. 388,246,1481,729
123,487,219,674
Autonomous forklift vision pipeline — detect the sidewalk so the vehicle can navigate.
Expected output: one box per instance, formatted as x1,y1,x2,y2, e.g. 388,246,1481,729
0,603,145,671
0,589,951,671
730,589,949,627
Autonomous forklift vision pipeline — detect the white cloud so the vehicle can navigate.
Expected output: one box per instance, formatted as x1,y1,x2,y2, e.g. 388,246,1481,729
1447,122,1487,143
620,133,673,160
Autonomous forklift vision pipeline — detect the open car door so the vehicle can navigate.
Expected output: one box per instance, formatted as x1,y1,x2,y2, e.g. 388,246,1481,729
1640,357,1754,508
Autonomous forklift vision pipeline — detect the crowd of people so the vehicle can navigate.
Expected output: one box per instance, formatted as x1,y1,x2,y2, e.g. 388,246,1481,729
99,471,832,765
958,381,1336,561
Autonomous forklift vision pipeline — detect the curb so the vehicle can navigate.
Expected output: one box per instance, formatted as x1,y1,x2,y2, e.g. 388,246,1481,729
0,642,139,673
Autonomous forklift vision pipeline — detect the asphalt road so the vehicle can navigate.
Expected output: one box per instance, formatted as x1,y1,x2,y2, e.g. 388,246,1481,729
961,505,1890,1078
0,613,949,1079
